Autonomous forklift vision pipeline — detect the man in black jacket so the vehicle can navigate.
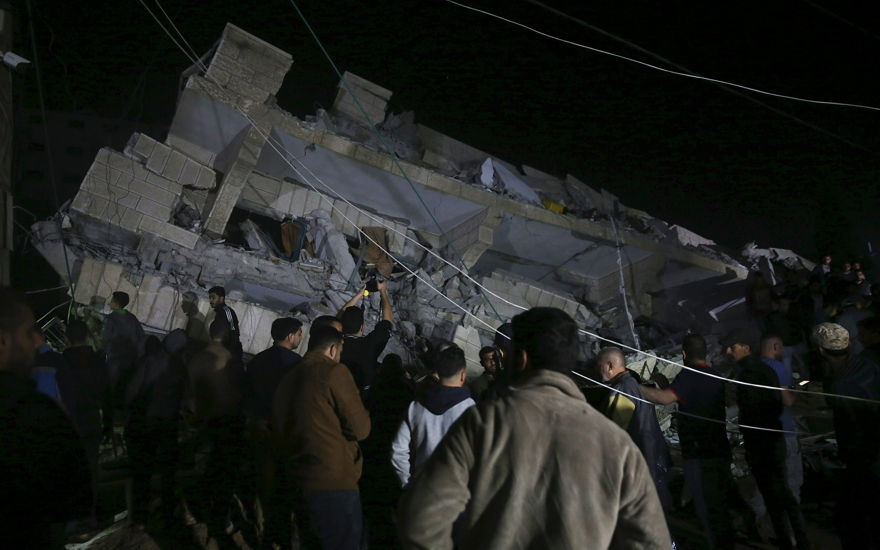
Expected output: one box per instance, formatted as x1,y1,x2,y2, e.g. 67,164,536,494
0,287,92,548
725,331,808,550
209,286,243,362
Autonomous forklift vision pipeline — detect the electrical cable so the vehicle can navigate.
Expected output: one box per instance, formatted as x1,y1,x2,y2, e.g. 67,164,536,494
519,0,871,152
285,0,507,323
570,370,809,435
25,0,76,319
442,0,880,114
139,0,880,406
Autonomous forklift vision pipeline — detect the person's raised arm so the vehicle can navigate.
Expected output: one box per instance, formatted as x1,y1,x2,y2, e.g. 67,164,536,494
337,285,366,318
378,280,393,323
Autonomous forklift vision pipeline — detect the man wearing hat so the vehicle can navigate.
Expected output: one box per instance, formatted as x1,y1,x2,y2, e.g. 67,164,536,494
813,322,880,549
724,330,809,550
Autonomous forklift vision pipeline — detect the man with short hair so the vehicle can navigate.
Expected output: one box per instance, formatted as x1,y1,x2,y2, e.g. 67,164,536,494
759,334,803,502
102,291,145,403
814,322,880,549
727,332,808,550
594,346,672,511
273,326,371,550
338,281,394,389
244,317,303,541
398,307,669,549
209,286,243,361
311,314,343,333
468,346,497,401
187,320,245,545
641,333,734,550
0,287,92,548
391,343,475,487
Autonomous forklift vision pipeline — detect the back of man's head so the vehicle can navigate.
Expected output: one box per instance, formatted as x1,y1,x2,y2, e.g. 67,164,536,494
66,319,89,345
434,344,466,382
760,333,784,359
111,291,130,309
511,307,579,374
340,307,364,335
682,334,707,363
209,318,231,344
311,314,342,334
308,325,344,354
595,347,625,379
271,317,303,342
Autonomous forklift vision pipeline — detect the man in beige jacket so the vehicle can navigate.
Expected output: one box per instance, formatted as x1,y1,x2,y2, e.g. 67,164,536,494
397,307,670,550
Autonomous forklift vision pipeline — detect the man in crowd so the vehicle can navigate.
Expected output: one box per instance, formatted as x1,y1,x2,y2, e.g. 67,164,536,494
594,346,672,511
31,327,66,404
727,332,808,550
273,325,371,550
102,291,145,404
468,345,498,401
244,317,302,542
59,320,111,541
759,334,803,502
641,334,734,550
398,307,670,549
338,281,394,389
391,343,474,487
186,320,245,546
209,286,243,361
124,331,187,530
814,322,880,549
0,287,92,548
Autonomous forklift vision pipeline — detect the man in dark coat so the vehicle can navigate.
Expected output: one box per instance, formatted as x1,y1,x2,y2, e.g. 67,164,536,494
59,320,111,540
0,287,92,549
593,346,672,511
124,330,187,528
726,331,808,550
101,291,145,405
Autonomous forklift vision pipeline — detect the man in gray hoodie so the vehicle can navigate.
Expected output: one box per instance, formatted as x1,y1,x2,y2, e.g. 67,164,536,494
391,343,475,487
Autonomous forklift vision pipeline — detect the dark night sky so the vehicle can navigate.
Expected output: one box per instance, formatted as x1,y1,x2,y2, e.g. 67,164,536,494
12,0,880,260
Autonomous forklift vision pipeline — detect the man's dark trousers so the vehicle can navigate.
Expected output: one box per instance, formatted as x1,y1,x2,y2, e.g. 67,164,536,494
296,489,363,550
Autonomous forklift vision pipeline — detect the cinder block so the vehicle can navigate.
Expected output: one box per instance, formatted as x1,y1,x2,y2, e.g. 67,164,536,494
162,150,187,182
70,191,92,213
240,184,268,207
145,286,178,330
85,195,110,218
146,142,171,174
136,197,172,221
158,224,199,249
302,190,322,216
178,158,202,187
128,133,157,160
271,189,294,213
145,171,184,195
195,167,217,190
119,208,144,231
129,178,176,207
138,215,165,235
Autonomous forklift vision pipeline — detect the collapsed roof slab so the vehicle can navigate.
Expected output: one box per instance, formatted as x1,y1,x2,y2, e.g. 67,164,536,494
166,25,746,282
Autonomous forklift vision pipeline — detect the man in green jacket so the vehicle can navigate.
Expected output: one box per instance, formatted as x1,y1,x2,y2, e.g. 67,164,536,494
398,307,670,550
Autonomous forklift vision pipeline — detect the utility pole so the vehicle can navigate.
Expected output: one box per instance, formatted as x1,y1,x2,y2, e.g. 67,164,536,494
0,2,12,285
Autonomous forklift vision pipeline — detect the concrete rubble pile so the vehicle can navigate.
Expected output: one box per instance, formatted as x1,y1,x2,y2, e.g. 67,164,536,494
30,24,813,377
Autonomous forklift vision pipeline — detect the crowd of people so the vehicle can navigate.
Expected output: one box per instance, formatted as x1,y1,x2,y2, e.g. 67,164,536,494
0,252,878,550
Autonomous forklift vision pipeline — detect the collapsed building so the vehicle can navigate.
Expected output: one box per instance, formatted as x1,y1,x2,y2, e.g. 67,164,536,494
30,23,815,377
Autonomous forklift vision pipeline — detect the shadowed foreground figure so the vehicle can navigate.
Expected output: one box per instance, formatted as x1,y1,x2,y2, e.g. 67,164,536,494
0,287,92,549
397,307,670,550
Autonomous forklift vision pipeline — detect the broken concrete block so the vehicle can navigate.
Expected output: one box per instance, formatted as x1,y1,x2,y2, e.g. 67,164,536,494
126,133,157,161
136,197,172,221
146,142,171,174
